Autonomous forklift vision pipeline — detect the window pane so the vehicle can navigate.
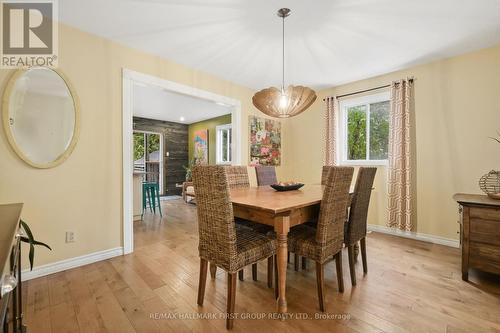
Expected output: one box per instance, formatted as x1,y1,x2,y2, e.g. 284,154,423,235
133,133,145,171
147,134,160,162
228,129,232,161
347,105,367,160
369,101,389,160
222,130,228,161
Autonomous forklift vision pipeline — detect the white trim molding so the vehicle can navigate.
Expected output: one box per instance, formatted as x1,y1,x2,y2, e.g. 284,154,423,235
122,68,243,254
368,224,459,248
22,247,124,281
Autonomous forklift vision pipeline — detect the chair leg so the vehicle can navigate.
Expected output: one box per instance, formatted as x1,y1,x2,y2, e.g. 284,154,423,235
209,263,217,279
150,188,156,214
315,262,325,312
238,270,244,281
252,264,258,281
155,186,163,217
146,188,153,213
302,257,307,270
274,255,278,299
267,257,273,288
348,245,356,286
227,273,237,330
360,237,367,274
142,185,147,217
197,259,208,306
335,252,344,293
294,254,299,271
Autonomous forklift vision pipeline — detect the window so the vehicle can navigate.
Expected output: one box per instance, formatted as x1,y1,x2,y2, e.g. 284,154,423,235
216,124,232,164
339,92,390,165
133,131,163,192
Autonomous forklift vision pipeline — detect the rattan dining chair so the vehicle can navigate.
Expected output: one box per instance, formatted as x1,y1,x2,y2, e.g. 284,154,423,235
255,166,278,186
209,165,275,288
225,165,250,188
193,165,277,329
298,165,334,270
287,166,354,312
345,167,377,286
321,165,330,185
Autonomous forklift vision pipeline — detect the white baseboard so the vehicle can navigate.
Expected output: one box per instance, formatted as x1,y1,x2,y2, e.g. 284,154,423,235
22,247,124,281
368,224,459,248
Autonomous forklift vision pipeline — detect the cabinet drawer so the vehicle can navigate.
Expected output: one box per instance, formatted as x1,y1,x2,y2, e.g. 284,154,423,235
470,207,500,220
469,242,500,275
470,218,500,246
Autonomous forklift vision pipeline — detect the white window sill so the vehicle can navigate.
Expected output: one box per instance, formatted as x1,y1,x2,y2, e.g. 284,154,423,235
339,160,388,167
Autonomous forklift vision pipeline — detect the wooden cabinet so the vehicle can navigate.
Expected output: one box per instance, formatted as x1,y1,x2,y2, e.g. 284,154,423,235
454,193,500,281
0,204,26,332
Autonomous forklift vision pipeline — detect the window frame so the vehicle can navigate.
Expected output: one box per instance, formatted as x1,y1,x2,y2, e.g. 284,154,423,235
133,130,164,193
338,91,390,166
215,124,232,165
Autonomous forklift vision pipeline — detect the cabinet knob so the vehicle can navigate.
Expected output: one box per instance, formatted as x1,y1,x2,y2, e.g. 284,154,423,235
1,275,18,297
16,229,26,239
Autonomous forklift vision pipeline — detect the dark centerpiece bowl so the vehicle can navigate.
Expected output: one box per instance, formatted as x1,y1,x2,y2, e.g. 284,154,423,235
270,183,304,192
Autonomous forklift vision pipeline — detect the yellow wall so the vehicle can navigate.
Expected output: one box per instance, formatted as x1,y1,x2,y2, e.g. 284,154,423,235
288,44,500,241
188,114,232,165
3,20,497,272
0,23,291,269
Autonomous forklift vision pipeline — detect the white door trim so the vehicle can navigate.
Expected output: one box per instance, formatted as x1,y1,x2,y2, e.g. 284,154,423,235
122,68,242,254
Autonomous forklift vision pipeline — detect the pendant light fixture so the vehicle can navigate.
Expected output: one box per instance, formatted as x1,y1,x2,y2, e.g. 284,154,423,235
252,8,317,118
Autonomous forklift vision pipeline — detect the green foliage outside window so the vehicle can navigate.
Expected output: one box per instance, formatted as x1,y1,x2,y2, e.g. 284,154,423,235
347,101,389,161
147,134,160,161
133,133,144,161
347,105,367,160
134,133,160,162
369,101,389,160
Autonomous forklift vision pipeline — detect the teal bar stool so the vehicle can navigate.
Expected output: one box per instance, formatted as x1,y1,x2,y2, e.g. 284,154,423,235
142,182,162,218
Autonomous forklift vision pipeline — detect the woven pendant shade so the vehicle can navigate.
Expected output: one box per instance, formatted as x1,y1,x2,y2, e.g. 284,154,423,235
252,85,317,118
252,8,317,118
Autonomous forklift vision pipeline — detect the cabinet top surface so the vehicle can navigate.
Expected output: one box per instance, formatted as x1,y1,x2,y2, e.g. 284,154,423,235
453,193,500,207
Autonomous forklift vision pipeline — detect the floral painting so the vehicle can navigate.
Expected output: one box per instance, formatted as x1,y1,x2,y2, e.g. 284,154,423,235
249,116,281,166
193,129,209,164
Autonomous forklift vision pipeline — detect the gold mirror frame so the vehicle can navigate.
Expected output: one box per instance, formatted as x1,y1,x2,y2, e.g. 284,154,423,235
2,67,80,168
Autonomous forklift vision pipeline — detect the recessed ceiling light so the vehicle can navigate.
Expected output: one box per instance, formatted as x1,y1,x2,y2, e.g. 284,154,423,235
179,117,185,121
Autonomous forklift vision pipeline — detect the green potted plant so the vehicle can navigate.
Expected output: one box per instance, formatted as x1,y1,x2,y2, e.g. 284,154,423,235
490,131,500,145
20,220,51,270
184,157,200,182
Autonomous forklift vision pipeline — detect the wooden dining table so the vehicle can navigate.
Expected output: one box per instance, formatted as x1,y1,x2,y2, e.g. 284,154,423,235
230,184,353,315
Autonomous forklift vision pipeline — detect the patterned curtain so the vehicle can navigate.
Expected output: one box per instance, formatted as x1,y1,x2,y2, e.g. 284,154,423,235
324,96,338,166
387,79,414,231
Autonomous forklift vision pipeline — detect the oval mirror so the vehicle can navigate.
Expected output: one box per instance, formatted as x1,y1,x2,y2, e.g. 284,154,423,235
2,67,79,168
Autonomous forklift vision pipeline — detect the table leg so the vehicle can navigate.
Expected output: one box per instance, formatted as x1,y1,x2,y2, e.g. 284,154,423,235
274,216,290,316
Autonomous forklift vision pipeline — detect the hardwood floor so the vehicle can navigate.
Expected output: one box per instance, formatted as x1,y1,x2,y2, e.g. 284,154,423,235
24,199,500,332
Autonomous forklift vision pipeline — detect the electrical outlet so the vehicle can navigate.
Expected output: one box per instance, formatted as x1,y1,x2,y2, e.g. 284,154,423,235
65,231,75,243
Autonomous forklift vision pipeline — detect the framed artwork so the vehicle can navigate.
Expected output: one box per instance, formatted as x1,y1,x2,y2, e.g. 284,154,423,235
193,129,209,164
249,116,281,166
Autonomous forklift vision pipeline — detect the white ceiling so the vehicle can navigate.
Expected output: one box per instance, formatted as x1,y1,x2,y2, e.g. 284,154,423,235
60,0,500,90
132,83,231,124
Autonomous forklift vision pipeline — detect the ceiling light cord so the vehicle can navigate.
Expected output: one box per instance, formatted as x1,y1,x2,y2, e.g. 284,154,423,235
282,13,285,93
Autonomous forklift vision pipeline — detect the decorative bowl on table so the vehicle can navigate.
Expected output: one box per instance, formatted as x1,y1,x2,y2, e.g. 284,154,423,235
479,170,500,200
270,181,304,192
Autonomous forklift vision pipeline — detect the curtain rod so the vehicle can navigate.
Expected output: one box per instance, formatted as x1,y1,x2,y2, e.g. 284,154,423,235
323,78,414,101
